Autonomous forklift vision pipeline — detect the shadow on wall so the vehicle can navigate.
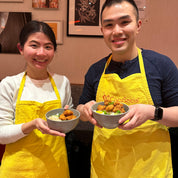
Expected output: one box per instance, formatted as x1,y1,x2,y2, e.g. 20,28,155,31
0,12,31,54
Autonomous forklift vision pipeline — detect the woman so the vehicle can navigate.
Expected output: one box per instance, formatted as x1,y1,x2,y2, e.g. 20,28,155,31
0,20,72,177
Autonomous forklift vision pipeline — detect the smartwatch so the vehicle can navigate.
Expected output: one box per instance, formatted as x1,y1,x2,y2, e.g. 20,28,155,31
152,106,163,121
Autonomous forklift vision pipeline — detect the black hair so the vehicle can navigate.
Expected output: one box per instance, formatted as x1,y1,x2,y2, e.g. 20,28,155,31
19,20,57,51
101,0,139,22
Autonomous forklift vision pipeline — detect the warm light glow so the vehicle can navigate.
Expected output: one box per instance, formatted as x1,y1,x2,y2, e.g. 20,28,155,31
69,20,80,25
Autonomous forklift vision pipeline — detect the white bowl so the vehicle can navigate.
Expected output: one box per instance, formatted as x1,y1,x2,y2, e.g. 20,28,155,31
46,108,80,133
91,102,129,129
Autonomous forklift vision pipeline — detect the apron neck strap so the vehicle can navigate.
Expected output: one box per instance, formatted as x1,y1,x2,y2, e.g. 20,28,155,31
103,48,144,74
17,72,61,103
48,73,61,100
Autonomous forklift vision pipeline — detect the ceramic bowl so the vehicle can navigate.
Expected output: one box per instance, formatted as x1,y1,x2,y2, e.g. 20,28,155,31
91,102,129,129
46,108,80,133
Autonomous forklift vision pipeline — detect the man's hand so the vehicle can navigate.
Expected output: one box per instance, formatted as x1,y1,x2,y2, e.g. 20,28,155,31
77,101,102,128
118,104,155,130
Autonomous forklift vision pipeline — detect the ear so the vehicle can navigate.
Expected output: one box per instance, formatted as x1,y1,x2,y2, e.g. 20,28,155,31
136,20,142,34
17,43,23,55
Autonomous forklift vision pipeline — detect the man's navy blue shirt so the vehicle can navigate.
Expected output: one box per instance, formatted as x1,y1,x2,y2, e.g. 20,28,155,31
79,49,178,107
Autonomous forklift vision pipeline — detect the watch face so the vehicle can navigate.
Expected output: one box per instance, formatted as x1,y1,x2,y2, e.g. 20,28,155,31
152,106,163,121
157,107,163,119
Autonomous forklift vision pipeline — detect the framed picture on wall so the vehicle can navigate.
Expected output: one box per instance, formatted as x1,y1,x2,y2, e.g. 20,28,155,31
67,0,104,37
0,12,32,54
32,0,58,9
0,0,23,2
44,20,63,45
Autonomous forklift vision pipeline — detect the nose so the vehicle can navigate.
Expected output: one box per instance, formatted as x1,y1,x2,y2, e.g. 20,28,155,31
113,24,123,35
36,47,46,56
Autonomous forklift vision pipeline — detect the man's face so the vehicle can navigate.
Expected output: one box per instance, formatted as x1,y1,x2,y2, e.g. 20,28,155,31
101,1,141,57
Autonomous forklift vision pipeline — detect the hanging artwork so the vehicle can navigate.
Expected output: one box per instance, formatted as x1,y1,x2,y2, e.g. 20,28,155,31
67,0,104,37
0,0,23,2
32,0,58,9
44,20,63,44
0,12,32,54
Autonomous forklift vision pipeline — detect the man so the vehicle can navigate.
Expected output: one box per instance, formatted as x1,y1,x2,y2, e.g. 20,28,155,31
77,0,178,177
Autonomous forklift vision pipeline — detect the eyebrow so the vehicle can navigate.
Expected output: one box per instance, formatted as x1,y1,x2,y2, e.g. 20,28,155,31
102,15,131,23
29,40,53,45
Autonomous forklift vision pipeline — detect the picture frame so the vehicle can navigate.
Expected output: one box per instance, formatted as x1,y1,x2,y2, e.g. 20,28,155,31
0,12,32,54
32,0,58,9
67,0,104,37
44,20,63,45
0,0,23,2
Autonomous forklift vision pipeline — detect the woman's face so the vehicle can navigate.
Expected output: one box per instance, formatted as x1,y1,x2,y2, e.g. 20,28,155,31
19,32,55,77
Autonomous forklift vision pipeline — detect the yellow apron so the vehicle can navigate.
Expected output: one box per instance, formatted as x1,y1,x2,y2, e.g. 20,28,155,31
0,73,69,178
91,49,173,178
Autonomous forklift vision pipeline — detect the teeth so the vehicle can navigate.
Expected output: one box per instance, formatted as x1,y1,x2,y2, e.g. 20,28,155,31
114,39,123,41
113,39,125,43
35,59,46,62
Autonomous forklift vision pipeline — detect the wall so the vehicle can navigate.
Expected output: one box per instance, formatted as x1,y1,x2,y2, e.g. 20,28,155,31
0,0,177,84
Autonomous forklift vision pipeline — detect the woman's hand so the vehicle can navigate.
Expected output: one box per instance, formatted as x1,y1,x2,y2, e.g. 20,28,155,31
77,101,102,128
22,118,66,137
118,104,155,130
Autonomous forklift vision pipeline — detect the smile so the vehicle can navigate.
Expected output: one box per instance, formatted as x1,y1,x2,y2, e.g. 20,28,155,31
112,38,126,45
34,59,48,63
